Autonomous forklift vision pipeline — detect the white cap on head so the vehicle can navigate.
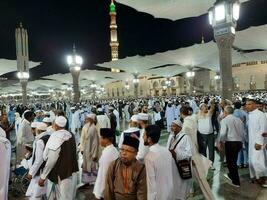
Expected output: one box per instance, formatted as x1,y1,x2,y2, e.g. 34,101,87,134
36,122,47,131
138,113,149,121
97,107,103,112
172,119,183,128
86,113,96,121
55,116,67,128
43,117,53,123
31,122,38,128
131,115,139,122
70,107,76,110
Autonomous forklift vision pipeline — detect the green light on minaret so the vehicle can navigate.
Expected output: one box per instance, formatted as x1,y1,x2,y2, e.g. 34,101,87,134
110,1,116,13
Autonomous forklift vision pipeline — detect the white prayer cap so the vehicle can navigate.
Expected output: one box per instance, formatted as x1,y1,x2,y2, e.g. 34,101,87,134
130,115,139,122
97,107,103,112
0,127,6,138
31,122,38,128
172,119,183,128
36,122,47,131
14,112,20,119
108,106,115,110
55,116,67,128
70,107,76,110
86,113,96,121
43,117,53,123
138,113,149,121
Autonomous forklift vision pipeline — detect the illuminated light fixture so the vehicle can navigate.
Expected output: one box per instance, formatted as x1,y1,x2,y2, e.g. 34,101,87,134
186,71,195,78
215,3,226,21
66,55,83,66
91,83,97,88
111,68,120,73
233,2,240,21
214,74,221,80
17,72,29,79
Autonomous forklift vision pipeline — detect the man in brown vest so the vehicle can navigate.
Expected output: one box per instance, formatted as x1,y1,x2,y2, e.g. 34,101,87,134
38,116,78,200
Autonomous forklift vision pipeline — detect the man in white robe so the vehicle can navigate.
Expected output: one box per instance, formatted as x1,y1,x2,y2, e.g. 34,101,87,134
93,128,119,199
71,107,82,146
38,116,79,200
136,113,149,162
165,101,176,133
96,108,111,134
246,99,267,187
26,122,50,200
144,124,173,200
0,127,11,200
167,120,193,200
118,115,139,148
180,106,214,200
80,114,99,185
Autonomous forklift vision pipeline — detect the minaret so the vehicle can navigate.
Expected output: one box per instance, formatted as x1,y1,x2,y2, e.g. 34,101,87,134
110,0,120,73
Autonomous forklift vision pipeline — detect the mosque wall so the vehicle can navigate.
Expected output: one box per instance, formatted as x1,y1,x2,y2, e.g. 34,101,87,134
104,62,267,98
232,62,267,91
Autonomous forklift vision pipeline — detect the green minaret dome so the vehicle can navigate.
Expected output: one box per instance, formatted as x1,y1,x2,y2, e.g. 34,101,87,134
110,2,116,12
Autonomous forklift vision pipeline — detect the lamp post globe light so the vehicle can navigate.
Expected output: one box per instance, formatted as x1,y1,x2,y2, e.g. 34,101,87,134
208,0,240,100
67,45,83,103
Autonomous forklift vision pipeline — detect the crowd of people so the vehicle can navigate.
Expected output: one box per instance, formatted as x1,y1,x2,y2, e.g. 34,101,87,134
0,92,267,200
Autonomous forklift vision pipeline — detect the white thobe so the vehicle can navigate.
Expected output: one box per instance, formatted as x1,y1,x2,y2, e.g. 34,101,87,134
96,114,111,138
136,129,149,163
145,144,173,200
26,132,49,199
174,105,181,119
165,105,176,133
167,133,192,200
113,109,120,131
71,110,82,145
0,129,11,200
93,144,119,199
182,115,214,200
41,130,77,200
248,109,267,179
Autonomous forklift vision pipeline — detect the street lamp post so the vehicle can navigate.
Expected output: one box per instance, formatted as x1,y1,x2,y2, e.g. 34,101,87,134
208,0,240,100
67,45,83,103
16,23,30,106
132,73,139,97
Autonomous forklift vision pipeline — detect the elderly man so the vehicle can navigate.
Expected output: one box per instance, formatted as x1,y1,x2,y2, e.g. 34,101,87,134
80,113,99,185
218,106,245,187
167,120,193,200
246,99,267,187
105,135,147,200
26,122,50,199
0,127,11,200
144,125,173,200
38,116,79,200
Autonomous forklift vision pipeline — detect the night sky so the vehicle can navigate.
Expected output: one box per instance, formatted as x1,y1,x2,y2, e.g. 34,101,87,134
0,0,267,81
